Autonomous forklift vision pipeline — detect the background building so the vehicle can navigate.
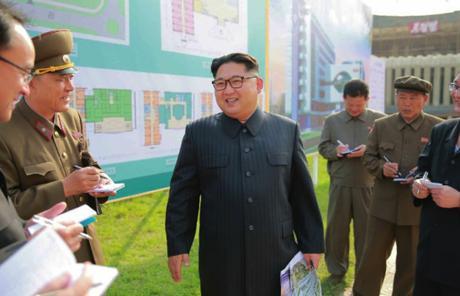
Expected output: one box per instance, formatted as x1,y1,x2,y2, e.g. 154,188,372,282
372,11,460,117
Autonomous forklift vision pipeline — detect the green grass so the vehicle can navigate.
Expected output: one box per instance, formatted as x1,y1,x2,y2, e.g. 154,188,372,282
97,154,356,295
301,130,321,141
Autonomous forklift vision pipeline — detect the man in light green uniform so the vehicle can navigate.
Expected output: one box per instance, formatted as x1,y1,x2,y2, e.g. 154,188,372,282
353,76,443,296
319,79,385,281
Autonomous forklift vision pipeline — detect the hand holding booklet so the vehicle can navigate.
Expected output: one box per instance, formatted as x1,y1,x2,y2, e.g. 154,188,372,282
73,165,125,194
393,170,419,183
336,140,360,156
28,205,97,236
280,252,322,296
419,171,443,189
420,179,443,189
0,228,118,296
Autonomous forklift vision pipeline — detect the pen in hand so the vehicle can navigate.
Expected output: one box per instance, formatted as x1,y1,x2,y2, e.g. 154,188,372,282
383,155,392,163
421,171,429,180
383,155,403,177
73,165,109,180
32,215,93,240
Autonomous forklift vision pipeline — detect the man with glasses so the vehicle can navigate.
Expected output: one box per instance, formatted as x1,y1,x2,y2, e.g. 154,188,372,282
0,29,115,264
411,74,460,295
0,55,33,82
0,2,92,294
448,79,460,115
166,52,324,296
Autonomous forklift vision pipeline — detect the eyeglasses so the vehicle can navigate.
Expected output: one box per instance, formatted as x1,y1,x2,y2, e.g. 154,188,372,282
212,76,258,91
0,55,33,84
449,82,460,92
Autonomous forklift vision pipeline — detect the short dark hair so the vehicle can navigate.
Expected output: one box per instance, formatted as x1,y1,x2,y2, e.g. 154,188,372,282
343,79,369,98
0,1,26,50
211,52,259,78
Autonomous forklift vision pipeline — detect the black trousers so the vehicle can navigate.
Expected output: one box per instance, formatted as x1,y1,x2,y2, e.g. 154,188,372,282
414,272,460,296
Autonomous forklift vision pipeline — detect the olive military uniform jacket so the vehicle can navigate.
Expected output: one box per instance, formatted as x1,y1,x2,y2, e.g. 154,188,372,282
363,112,443,225
416,119,460,288
166,108,324,296
319,109,386,187
0,99,105,264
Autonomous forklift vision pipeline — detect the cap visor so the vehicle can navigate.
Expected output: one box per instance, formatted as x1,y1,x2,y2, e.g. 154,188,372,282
54,67,77,75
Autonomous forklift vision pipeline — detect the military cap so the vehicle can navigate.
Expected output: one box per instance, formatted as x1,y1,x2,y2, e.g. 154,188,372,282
394,75,432,94
32,29,76,75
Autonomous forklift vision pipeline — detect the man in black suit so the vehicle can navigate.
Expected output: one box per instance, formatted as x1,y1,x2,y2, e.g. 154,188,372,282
411,73,460,295
166,52,324,296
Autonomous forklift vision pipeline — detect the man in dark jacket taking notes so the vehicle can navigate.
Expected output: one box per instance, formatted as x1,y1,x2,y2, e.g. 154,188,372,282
411,73,460,296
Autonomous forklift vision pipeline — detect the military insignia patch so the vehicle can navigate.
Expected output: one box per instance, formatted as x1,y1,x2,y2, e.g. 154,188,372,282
368,124,374,133
72,131,82,140
34,120,52,141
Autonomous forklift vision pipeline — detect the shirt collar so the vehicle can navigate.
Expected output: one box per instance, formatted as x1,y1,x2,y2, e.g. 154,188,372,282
342,110,367,123
17,99,66,141
221,107,265,138
397,112,425,131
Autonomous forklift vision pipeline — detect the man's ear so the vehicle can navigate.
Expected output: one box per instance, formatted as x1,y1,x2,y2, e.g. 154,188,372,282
423,94,429,105
256,77,264,94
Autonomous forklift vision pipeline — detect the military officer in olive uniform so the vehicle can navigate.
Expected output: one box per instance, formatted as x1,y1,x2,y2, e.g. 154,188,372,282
319,80,385,281
353,76,443,296
0,29,115,264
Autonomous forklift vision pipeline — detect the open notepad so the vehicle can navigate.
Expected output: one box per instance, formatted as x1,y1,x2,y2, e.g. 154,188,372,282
90,182,125,193
420,179,443,189
0,228,118,296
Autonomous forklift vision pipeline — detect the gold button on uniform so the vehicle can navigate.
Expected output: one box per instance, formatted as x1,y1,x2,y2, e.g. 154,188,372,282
54,131,59,137
62,152,67,159
80,196,84,202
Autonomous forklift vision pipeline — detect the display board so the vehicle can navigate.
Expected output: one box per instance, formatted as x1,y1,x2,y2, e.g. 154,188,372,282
12,0,374,199
13,0,266,198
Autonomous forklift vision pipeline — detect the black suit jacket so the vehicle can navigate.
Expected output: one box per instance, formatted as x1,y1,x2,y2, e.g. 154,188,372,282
0,170,26,253
416,118,460,288
166,108,324,296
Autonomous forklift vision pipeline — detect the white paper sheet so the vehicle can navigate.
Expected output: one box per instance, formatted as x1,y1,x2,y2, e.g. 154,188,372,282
0,228,118,296
70,264,119,296
421,179,443,189
56,204,97,223
0,228,75,296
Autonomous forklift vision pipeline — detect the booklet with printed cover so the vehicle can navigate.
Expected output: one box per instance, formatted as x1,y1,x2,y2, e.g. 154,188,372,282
280,252,322,296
